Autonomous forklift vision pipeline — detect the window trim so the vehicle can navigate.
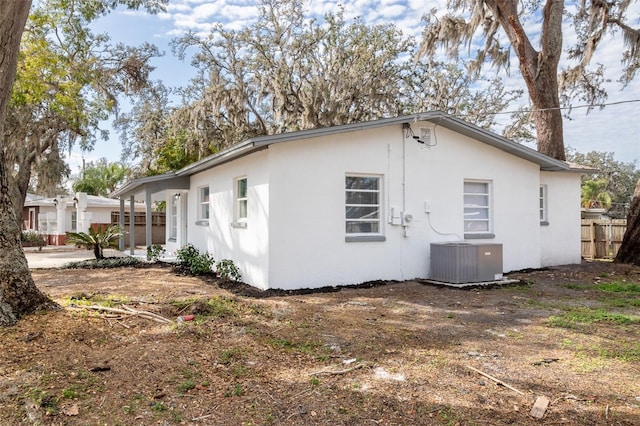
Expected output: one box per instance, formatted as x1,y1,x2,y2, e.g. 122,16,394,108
463,180,493,239
539,185,549,226
169,195,178,241
198,185,210,224
233,176,248,226
345,174,384,242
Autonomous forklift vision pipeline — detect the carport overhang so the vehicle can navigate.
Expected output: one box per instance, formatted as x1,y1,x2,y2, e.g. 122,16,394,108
110,173,190,254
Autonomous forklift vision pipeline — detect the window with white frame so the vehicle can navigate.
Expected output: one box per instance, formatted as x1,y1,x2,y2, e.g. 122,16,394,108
235,177,247,222
345,175,382,235
464,180,491,235
539,185,548,224
169,195,178,240
198,186,209,222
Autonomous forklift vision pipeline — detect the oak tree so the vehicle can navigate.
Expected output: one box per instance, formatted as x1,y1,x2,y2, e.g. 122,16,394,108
0,0,167,326
0,1,55,326
122,0,526,173
5,0,163,227
418,0,639,161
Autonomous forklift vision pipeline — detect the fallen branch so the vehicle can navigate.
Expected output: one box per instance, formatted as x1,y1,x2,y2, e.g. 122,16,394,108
290,387,315,400
551,394,591,404
466,365,524,395
119,304,173,324
70,305,173,324
192,413,214,422
310,363,366,376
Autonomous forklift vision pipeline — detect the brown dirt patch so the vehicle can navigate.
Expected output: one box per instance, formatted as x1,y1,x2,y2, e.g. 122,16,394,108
1,261,639,425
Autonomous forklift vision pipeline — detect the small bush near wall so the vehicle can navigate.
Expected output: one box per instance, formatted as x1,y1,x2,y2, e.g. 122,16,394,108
147,244,166,262
216,259,242,281
176,244,215,276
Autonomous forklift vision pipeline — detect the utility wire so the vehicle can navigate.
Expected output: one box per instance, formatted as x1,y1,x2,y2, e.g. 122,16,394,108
472,98,640,116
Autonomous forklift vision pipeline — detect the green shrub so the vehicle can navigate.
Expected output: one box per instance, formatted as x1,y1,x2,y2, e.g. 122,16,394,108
146,244,166,262
66,224,122,259
176,244,214,275
21,230,46,247
216,259,242,281
64,257,142,269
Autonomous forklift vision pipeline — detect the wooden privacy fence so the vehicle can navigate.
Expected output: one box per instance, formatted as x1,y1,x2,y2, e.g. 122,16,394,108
108,212,166,246
581,219,627,260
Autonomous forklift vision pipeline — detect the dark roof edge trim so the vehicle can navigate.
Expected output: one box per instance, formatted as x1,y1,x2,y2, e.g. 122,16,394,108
111,172,178,198
164,111,572,178
176,141,265,176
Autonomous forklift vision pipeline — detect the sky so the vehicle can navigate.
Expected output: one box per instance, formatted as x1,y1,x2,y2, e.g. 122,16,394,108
70,0,640,176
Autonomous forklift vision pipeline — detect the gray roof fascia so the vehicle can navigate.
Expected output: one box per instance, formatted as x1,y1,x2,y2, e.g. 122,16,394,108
176,140,261,177
174,115,438,177
422,113,570,171
170,111,569,178
110,173,190,199
558,162,598,174
250,115,421,147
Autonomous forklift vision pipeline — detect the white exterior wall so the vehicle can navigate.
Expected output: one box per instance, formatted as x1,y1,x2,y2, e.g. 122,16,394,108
81,208,115,227
267,127,404,289
540,171,582,266
179,121,580,290
187,150,271,289
267,122,543,289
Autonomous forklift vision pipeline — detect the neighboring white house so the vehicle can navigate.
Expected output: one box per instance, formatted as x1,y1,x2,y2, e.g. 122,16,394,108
23,192,146,245
113,112,585,290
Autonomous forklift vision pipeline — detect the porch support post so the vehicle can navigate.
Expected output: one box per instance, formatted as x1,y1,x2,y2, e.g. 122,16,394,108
129,195,135,255
119,198,125,251
145,190,152,249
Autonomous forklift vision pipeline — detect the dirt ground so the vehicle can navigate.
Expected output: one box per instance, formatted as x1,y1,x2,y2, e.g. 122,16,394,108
1,261,639,425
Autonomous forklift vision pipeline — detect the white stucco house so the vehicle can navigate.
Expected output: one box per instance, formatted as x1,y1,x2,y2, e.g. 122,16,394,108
113,112,585,290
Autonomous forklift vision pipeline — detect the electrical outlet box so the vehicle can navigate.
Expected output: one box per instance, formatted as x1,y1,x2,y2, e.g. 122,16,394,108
424,201,431,213
390,207,401,225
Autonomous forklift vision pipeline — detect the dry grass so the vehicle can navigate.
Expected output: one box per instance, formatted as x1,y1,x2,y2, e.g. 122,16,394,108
0,261,639,425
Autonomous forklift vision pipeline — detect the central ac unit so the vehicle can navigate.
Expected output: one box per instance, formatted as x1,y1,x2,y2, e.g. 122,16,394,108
430,242,503,284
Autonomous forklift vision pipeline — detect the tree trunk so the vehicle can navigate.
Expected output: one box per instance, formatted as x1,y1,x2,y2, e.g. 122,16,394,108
615,179,640,264
529,73,565,161
94,244,103,260
0,1,58,326
0,156,57,326
8,165,30,231
490,0,566,161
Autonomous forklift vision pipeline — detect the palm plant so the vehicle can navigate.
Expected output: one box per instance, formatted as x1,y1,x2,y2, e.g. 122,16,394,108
581,179,612,209
66,224,122,259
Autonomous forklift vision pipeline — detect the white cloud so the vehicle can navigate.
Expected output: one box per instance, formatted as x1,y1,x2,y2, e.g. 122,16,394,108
376,5,406,19
220,4,258,21
191,2,223,20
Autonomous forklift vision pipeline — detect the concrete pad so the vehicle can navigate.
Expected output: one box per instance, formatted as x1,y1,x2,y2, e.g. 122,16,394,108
418,278,521,289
